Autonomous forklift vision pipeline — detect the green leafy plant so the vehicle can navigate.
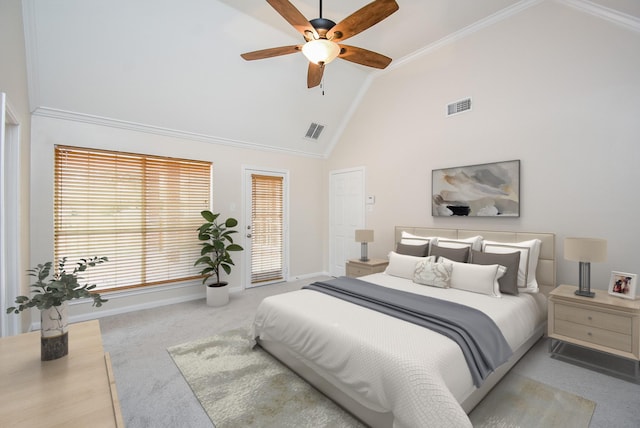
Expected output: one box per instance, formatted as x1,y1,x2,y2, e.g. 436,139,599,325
194,210,243,287
6,256,109,314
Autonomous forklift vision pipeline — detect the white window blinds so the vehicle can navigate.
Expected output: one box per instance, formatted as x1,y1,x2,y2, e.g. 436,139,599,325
251,174,284,284
54,145,211,291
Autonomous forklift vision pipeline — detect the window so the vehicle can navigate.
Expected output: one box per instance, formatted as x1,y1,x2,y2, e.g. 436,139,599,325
250,174,284,285
54,146,211,291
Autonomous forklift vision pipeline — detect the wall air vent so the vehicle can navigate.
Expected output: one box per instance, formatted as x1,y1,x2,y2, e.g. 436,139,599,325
304,122,325,141
447,97,472,116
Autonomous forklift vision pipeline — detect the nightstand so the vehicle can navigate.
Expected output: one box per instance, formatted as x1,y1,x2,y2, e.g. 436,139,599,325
548,284,640,380
345,258,388,278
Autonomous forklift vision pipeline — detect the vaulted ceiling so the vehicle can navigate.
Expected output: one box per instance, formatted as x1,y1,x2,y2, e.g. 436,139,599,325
23,0,640,157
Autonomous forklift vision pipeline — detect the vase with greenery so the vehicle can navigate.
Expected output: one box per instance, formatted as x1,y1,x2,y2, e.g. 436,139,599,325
194,210,243,306
7,256,108,360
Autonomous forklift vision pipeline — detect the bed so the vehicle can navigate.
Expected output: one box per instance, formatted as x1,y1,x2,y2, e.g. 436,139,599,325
253,227,555,428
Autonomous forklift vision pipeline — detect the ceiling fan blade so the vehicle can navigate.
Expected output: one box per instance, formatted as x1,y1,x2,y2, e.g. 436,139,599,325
267,0,318,41
241,45,301,61
327,0,399,42
307,62,324,88
338,45,392,69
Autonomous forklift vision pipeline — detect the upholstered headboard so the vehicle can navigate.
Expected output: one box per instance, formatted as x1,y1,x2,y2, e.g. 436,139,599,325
394,226,556,295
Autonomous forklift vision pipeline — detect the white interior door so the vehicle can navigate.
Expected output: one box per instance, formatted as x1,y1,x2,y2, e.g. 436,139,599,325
329,167,365,277
243,167,288,288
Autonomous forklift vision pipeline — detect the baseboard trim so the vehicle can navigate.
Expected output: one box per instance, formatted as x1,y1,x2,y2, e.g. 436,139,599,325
28,272,330,331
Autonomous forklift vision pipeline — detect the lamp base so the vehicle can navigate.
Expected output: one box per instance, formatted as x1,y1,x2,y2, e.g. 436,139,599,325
574,289,595,298
359,242,369,263
575,261,595,297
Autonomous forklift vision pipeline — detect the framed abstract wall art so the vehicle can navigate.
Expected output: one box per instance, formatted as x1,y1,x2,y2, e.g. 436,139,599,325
432,160,520,217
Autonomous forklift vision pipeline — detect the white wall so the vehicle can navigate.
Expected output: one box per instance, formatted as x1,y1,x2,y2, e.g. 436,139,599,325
22,1,640,326
30,115,326,323
0,0,32,332
327,1,640,290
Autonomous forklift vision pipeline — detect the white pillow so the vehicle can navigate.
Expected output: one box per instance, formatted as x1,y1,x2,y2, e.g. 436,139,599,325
400,231,436,246
482,239,541,293
385,252,434,280
447,259,505,297
413,258,452,288
436,235,483,251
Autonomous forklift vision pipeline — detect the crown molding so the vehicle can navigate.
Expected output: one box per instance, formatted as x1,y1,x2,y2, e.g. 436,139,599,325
388,0,545,71
557,0,640,32
380,0,638,74
32,107,326,159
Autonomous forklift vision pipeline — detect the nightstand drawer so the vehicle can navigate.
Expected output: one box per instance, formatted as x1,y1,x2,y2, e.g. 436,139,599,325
555,319,632,353
346,266,370,277
555,304,632,335
345,259,388,278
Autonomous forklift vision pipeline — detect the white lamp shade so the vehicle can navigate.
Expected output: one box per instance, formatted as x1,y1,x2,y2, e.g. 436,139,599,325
355,229,374,243
564,237,607,263
301,39,341,65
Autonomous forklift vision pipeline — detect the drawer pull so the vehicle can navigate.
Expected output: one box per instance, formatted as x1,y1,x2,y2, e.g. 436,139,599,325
587,316,592,321
587,331,592,336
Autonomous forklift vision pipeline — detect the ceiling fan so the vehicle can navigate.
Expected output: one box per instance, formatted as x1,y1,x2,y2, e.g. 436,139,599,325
240,0,399,88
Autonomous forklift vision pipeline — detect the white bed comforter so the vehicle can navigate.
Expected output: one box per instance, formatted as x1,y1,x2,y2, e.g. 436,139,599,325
252,273,546,428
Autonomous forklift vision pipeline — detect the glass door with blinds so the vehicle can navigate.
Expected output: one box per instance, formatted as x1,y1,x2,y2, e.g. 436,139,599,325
244,168,287,288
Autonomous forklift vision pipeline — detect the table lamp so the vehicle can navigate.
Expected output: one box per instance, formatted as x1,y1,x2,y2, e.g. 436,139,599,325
355,229,374,262
564,237,607,297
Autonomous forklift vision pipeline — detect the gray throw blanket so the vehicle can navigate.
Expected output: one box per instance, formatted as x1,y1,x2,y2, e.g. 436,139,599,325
303,276,512,387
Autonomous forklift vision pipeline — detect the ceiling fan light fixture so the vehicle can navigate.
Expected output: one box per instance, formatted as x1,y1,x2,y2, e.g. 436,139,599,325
301,39,340,65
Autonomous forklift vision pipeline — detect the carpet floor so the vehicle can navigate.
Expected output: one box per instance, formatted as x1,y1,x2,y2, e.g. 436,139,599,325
169,328,595,428
469,372,594,427
99,277,640,428
168,328,365,428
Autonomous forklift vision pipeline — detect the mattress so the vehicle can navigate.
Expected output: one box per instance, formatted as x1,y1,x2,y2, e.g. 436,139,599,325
253,272,547,428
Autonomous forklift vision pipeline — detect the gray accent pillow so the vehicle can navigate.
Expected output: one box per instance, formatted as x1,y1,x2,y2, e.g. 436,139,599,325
396,242,429,257
471,249,521,295
431,244,470,263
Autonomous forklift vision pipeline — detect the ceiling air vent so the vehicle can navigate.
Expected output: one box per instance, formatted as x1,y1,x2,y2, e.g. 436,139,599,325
447,98,472,116
304,123,325,141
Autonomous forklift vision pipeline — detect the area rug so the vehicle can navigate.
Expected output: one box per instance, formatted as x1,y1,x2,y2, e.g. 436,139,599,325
167,328,366,428
469,371,596,427
169,329,596,428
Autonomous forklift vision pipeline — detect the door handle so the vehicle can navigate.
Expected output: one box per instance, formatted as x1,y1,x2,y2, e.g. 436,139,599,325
246,234,252,238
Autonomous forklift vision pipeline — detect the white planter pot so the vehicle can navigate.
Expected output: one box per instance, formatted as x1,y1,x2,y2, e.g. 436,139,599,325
206,282,229,307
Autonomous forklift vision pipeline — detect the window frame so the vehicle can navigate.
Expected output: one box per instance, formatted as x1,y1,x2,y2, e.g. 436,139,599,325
54,145,212,292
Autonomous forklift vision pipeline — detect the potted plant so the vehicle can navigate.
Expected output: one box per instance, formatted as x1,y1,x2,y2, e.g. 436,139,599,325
6,256,108,360
194,210,243,306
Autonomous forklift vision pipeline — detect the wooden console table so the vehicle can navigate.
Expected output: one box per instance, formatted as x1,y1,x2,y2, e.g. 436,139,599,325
0,320,123,427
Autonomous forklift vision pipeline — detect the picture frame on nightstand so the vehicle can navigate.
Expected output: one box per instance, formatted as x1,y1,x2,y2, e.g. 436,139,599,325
608,271,637,300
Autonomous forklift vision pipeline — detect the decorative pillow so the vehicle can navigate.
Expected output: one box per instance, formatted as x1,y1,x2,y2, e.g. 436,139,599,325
431,244,470,263
413,258,452,288
447,260,505,297
436,236,483,252
396,242,429,257
471,249,521,295
385,252,434,280
482,239,541,293
400,231,435,246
